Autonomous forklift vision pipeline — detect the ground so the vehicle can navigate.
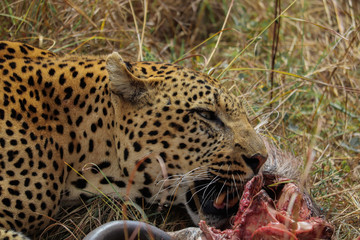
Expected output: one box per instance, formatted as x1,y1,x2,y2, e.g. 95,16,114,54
0,0,359,239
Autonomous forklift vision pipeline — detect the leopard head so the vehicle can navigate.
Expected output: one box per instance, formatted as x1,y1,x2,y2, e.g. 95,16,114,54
106,52,267,227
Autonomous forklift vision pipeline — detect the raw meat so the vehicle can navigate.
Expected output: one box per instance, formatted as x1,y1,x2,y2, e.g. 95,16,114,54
199,174,334,240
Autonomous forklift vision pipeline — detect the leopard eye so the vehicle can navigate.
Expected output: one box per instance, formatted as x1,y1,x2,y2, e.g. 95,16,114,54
197,110,217,121
193,109,225,127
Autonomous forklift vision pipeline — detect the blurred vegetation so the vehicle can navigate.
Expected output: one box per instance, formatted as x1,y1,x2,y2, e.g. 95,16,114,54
1,0,359,239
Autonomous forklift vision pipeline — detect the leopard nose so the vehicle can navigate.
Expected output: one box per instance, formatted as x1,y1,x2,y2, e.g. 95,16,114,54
242,154,267,174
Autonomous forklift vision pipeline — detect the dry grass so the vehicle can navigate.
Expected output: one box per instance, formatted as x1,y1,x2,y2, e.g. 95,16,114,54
1,0,359,239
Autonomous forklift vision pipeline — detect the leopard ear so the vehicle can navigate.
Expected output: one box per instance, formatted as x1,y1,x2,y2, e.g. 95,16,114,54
106,52,147,102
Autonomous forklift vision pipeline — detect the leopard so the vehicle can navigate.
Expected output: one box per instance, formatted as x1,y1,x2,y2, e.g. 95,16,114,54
0,41,267,239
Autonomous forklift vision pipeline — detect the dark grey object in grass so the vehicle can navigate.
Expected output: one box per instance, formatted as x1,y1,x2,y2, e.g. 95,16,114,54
84,220,172,240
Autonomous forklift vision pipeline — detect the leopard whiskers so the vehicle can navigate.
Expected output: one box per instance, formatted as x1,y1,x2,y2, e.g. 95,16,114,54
152,167,209,201
185,176,220,205
236,173,246,184
232,175,241,199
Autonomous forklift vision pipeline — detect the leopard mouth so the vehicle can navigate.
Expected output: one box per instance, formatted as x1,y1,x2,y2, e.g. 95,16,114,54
185,180,240,226
213,191,239,209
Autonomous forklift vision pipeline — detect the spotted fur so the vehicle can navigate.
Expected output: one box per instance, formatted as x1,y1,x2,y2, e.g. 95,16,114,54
0,41,267,237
